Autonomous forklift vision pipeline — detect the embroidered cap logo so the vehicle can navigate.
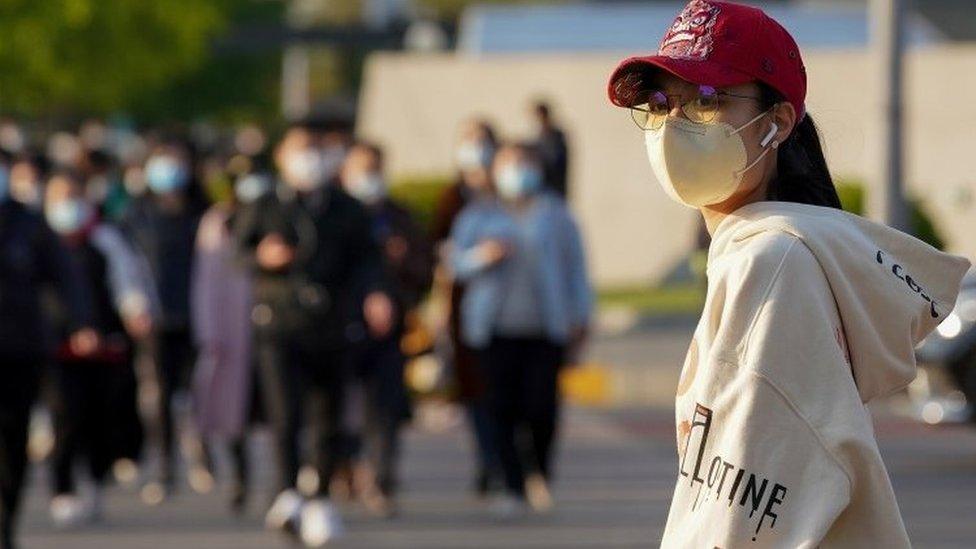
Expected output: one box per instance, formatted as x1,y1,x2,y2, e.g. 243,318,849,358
658,0,721,61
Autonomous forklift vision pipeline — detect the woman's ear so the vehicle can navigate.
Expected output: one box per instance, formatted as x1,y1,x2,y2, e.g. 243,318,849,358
770,102,797,148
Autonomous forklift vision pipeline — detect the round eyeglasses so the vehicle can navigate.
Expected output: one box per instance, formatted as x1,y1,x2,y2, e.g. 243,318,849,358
629,85,762,130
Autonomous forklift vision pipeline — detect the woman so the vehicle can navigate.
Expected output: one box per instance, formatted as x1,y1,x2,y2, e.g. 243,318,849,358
607,2,969,547
339,141,435,517
450,143,592,516
190,171,267,513
432,118,503,497
43,170,155,527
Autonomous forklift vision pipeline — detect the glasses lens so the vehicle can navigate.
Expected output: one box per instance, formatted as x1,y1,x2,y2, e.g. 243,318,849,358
685,85,719,123
646,91,669,129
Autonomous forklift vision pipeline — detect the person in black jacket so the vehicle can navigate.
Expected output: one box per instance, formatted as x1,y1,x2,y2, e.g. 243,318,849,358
42,171,156,528
234,123,392,546
120,141,205,503
529,101,569,199
0,164,96,549
339,141,434,517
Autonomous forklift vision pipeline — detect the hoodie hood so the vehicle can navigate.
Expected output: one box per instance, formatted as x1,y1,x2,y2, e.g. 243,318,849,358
710,201,971,403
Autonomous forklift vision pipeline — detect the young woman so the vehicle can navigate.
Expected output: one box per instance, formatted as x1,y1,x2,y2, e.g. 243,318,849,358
432,118,503,498
607,1,969,547
43,171,155,527
450,143,592,517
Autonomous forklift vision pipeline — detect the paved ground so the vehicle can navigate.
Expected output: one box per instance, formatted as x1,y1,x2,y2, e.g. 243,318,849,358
15,324,976,548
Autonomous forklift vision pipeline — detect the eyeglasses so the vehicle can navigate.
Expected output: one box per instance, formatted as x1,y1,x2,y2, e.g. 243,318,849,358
629,85,762,130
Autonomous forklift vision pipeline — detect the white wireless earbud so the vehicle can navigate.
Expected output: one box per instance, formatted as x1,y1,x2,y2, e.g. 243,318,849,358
760,122,779,148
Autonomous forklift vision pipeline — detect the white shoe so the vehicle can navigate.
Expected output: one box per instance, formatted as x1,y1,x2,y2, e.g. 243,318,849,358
300,498,343,547
489,493,527,521
524,473,554,513
50,494,92,529
265,489,303,532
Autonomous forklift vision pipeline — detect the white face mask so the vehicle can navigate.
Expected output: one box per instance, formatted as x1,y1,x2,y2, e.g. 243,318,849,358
283,149,326,191
346,172,386,206
494,163,543,201
644,110,777,208
46,199,93,235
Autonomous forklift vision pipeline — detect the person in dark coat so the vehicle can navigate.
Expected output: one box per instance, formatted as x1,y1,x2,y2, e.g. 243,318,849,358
0,163,97,549
431,118,503,497
234,124,392,546
529,101,569,198
339,141,434,517
120,141,205,502
42,171,156,528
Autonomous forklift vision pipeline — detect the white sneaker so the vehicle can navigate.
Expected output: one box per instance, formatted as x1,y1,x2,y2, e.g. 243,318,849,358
50,494,92,529
265,489,303,532
524,473,554,514
489,493,527,521
300,498,343,547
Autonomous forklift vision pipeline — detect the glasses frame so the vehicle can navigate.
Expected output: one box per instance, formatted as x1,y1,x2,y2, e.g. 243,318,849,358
629,85,762,130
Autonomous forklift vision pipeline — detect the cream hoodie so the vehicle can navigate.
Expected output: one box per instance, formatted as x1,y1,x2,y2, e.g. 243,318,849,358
660,201,970,548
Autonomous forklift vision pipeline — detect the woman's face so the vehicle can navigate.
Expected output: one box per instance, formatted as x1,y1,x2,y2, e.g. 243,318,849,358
651,72,792,211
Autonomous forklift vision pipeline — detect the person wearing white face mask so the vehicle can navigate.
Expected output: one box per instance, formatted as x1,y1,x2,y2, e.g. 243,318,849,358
120,142,206,505
189,170,270,515
432,118,505,499
42,171,157,530
0,164,100,549
338,142,434,518
607,2,970,547
450,143,593,519
234,124,393,546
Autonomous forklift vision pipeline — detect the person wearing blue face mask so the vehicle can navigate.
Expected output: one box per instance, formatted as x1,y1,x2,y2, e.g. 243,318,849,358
449,143,593,519
42,171,157,530
189,169,267,514
338,142,435,518
120,142,207,504
0,162,99,549
432,118,505,500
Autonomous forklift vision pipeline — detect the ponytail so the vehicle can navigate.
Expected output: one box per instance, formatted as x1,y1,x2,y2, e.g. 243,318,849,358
759,84,841,209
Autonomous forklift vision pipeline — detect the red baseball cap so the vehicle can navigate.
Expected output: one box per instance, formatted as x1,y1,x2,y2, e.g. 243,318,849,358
607,0,807,121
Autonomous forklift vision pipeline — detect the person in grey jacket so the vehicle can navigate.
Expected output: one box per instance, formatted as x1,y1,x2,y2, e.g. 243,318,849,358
449,142,592,517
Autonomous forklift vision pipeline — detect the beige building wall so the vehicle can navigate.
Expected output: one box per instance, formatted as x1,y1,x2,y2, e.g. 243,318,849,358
357,46,976,286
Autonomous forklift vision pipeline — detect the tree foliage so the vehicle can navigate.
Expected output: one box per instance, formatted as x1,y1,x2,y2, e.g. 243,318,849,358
0,0,234,116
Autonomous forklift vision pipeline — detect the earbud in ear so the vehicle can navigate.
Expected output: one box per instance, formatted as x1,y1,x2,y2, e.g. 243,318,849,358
760,122,779,148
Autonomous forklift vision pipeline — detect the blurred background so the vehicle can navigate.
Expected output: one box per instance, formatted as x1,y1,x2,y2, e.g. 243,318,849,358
3,0,976,547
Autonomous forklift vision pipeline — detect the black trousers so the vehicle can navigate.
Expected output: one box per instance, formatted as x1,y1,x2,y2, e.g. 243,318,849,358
255,334,346,497
484,336,564,497
48,359,131,495
151,328,196,482
350,338,409,496
0,361,39,549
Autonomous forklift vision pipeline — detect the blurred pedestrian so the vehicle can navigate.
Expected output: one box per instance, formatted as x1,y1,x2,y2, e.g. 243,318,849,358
605,1,970,546
120,141,205,503
42,171,155,528
528,101,569,198
234,123,391,546
8,155,45,211
340,141,434,517
432,118,504,498
190,170,270,514
450,142,592,518
0,161,97,549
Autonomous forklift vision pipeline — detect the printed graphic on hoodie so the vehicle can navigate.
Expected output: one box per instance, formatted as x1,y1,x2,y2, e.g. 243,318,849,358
676,403,789,543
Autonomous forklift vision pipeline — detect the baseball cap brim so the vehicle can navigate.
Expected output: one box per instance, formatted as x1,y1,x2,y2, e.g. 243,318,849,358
608,55,755,107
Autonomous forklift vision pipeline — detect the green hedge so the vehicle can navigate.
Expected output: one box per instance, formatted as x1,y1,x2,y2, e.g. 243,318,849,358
388,175,453,233
835,180,945,251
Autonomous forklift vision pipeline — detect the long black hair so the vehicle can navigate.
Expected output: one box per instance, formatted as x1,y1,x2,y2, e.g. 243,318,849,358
758,84,841,209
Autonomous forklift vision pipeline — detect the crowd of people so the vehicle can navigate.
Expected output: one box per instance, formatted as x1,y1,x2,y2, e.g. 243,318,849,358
0,101,591,549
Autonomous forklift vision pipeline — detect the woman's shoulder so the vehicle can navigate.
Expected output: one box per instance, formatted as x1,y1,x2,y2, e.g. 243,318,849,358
710,228,828,306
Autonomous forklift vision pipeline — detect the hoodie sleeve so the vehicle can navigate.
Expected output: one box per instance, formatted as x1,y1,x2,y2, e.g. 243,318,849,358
90,224,158,322
664,234,871,548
